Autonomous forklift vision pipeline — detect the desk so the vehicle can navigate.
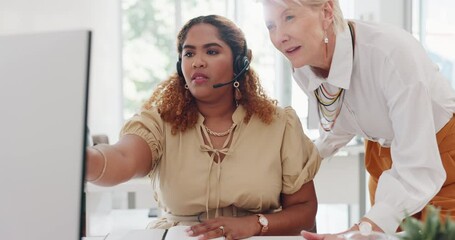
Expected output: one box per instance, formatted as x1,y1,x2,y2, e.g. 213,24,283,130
83,230,403,240
83,228,304,240
84,237,303,240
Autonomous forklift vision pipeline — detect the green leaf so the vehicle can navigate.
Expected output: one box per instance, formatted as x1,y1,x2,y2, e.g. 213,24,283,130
399,206,455,240
443,213,455,240
401,216,423,239
422,206,441,239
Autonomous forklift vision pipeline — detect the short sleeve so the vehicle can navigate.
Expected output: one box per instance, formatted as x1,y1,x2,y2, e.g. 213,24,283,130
119,107,164,165
281,107,322,194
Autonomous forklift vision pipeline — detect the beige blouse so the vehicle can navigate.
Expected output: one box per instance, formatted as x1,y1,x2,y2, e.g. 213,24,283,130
120,105,321,227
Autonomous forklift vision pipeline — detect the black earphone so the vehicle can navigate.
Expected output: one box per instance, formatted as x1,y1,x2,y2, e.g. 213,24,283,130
176,41,250,88
233,41,250,76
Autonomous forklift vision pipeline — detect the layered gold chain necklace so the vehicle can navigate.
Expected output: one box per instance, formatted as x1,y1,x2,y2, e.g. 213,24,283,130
314,84,345,131
314,21,355,132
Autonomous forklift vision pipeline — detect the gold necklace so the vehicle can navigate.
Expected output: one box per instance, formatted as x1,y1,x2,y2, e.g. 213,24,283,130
314,85,345,131
204,123,236,137
314,21,355,132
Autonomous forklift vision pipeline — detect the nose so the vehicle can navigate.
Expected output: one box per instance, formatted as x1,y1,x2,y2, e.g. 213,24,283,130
276,26,290,44
192,56,206,68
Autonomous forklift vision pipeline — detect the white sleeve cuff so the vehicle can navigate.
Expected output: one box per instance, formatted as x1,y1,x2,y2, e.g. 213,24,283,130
364,202,405,234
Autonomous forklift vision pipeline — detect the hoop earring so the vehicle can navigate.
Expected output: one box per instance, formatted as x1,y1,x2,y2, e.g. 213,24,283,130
185,84,189,89
324,31,329,44
233,81,242,105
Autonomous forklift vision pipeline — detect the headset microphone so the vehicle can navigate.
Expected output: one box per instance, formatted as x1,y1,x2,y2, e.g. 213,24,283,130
212,63,250,88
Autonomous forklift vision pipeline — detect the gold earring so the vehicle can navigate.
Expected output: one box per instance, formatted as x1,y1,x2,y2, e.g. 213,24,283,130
184,85,192,102
324,31,328,44
233,81,242,102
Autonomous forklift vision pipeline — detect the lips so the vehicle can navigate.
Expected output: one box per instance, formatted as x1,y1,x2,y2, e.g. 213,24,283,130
191,72,209,84
285,46,301,54
191,72,208,80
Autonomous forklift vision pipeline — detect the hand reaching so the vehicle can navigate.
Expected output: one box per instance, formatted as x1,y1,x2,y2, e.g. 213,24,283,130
301,230,345,240
186,215,260,240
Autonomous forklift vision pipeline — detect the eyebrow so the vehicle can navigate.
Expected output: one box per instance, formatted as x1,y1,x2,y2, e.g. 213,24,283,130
182,42,223,50
281,8,292,17
265,7,290,25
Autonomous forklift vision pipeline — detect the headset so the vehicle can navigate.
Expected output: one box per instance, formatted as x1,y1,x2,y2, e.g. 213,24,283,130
176,40,250,88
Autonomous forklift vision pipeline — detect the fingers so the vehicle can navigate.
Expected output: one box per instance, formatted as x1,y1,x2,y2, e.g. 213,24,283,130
187,221,225,239
301,230,325,240
301,231,346,240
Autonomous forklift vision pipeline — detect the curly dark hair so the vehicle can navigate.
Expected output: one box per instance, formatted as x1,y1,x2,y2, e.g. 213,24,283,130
143,15,277,134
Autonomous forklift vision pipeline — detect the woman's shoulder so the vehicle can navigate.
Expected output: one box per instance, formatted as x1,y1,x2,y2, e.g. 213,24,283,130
123,106,167,129
353,20,410,39
275,105,295,113
353,20,422,56
133,106,162,120
274,106,300,123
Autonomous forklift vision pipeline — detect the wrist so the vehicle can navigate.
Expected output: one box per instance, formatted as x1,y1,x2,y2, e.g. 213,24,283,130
354,221,373,236
252,216,262,235
352,218,383,235
86,146,108,182
255,214,269,235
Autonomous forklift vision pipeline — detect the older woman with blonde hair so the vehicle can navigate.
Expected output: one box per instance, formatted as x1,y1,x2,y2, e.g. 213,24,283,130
263,0,455,239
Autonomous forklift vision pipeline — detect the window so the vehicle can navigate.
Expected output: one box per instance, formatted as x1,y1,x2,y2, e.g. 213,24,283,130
122,0,176,118
412,0,455,87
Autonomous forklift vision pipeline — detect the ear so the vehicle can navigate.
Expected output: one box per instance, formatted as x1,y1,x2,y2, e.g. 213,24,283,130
322,0,334,30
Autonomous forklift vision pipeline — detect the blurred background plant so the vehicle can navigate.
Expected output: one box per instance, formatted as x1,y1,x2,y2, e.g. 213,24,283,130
400,205,455,240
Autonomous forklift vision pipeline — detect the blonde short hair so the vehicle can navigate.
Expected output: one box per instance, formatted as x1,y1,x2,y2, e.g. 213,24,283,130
265,0,346,34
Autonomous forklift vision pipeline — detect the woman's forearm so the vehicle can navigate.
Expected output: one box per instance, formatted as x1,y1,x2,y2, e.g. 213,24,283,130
86,145,136,186
86,135,153,186
264,199,317,235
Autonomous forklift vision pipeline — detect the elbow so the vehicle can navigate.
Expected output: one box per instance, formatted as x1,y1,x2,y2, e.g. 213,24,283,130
297,198,318,233
432,160,446,192
307,199,318,231
434,166,446,193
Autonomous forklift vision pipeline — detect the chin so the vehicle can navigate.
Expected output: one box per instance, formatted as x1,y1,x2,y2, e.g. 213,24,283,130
290,60,306,69
283,56,305,69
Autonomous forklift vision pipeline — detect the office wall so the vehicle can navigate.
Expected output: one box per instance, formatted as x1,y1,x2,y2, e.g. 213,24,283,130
380,0,407,29
0,0,123,142
354,0,408,30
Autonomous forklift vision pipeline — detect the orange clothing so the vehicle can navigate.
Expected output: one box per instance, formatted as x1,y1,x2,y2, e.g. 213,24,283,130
366,115,455,223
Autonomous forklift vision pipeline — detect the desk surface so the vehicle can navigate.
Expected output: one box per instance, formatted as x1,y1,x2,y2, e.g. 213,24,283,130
84,228,303,240
84,237,303,240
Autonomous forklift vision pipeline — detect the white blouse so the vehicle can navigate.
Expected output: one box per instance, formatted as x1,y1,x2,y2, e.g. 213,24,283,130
293,20,455,233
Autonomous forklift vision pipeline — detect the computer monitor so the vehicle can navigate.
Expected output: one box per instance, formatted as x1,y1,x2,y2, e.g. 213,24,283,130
0,30,91,240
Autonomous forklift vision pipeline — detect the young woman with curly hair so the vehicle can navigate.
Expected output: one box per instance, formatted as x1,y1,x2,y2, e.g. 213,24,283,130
85,15,321,239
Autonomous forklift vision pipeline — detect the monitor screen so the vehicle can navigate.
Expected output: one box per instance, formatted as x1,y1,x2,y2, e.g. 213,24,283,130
0,30,91,240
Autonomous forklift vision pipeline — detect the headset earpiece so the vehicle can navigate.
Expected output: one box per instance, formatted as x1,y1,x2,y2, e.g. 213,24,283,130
211,41,251,89
176,59,183,77
233,41,250,75
234,55,250,75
